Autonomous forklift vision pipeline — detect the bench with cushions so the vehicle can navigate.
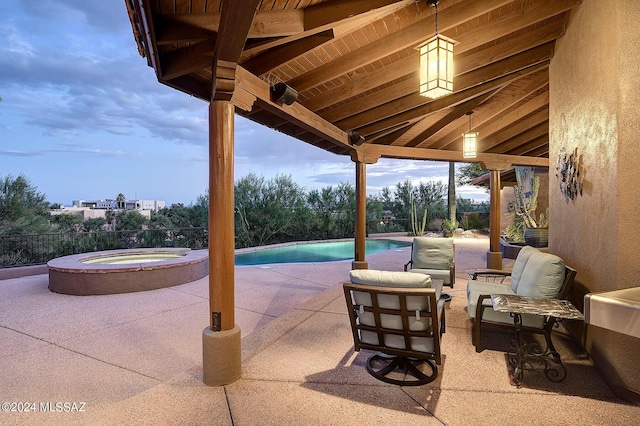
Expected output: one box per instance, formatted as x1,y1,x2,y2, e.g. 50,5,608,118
466,246,577,352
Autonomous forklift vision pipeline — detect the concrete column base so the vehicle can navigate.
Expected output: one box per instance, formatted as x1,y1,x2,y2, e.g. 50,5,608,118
487,251,503,270
351,260,369,270
202,325,241,386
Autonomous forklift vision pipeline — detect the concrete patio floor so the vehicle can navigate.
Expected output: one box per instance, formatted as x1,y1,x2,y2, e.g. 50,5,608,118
1,236,638,425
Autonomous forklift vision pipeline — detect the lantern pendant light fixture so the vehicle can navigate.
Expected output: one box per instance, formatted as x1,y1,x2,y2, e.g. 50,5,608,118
418,0,456,98
462,111,478,159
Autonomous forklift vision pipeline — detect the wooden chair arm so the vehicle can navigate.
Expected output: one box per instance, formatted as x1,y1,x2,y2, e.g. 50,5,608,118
404,260,412,272
469,268,512,280
475,294,493,321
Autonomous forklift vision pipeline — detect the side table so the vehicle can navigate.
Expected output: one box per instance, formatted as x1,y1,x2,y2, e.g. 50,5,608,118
491,294,584,387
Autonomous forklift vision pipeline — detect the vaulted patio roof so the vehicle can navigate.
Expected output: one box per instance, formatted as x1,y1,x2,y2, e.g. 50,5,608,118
126,0,581,168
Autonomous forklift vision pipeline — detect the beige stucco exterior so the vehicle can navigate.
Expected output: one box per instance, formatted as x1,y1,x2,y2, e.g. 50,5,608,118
549,0,640,402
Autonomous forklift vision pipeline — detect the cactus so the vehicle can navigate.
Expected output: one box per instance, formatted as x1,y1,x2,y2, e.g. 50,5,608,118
513,167,548,228
410,198,427,236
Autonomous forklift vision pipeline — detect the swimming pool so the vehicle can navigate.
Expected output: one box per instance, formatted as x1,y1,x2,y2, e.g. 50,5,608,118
234,239,410,266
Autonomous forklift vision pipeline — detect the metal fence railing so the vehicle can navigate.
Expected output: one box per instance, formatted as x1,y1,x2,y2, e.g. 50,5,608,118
0,227,208,268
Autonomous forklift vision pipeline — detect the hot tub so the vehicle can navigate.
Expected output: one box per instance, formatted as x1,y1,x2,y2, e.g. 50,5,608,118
47,248,208,295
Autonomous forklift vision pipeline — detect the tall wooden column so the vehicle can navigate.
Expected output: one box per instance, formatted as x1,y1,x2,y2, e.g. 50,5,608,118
487,169,503,269
202,100,241,386
208,100,235,331
352,161,368,270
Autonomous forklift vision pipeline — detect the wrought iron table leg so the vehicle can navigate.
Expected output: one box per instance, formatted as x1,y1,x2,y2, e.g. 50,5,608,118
507,313,525,387
508,314,568,386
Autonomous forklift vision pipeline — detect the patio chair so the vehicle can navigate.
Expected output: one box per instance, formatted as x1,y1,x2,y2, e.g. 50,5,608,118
404,237,455,288
343,270,445,386
466,245,577,352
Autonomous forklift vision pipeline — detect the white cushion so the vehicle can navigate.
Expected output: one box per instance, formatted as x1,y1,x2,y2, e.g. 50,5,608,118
350,269,433,310
411,237,453,270
349,269,431,287
509,245,539,292
516,251,565,299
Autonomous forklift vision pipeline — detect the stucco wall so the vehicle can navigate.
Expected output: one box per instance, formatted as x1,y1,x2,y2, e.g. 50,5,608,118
549,0,640,402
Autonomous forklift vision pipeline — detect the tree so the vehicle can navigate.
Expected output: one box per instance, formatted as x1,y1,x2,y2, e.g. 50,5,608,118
457,163,487,186
116,193,126,210
0,174,51,234
234,173,309,247
447,162,457,226
49,213,83,232
114,209,148,231
83,218,106,232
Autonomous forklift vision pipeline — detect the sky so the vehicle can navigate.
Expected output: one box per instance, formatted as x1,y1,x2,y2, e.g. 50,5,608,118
0,1,488,207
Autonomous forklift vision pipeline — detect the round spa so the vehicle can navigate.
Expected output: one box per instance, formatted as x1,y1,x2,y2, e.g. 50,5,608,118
47,248,208,296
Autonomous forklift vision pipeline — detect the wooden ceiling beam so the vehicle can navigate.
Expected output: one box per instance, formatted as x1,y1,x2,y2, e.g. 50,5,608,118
361,144,549,167
432,70,549,148
396,91,495,148
481,108,549,151
303,0,410,31
487,121,549,154
310,56,416,113
287,0,514,93
309,3,568,114
411,92,498,148
161,10,304,39
240,1,413,60
455,21,565,75
155,18,214,45
242,30,334,77
311,21,562,115
475,91,549,141
212,0,261,101
235,66,352,151
447,0,581,55
512,138,550,157
329,42,552,132
341,61,545,136
454,42,555,92
161,40,215,80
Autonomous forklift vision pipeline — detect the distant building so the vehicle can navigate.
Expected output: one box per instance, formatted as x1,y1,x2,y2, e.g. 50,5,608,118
71,199,166,211
48,198,166,220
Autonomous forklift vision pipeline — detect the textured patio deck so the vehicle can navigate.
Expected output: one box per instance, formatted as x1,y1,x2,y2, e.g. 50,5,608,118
1,236,638,425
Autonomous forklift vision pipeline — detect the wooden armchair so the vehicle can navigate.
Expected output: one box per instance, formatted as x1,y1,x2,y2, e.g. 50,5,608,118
344,270,445,386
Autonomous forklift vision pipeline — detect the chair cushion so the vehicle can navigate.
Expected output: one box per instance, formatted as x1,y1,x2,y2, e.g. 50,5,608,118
466,280,543,328
409,268,451,286
411,237,453,270
349,269,431,287
349,269,434,311
516,251,565,299
509,245,539,292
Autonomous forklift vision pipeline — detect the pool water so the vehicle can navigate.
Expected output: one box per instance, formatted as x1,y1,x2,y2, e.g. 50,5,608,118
81,253,186,265
234,239,410,266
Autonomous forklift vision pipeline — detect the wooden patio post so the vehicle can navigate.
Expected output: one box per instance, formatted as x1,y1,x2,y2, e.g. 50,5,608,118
202,100,241,386
487,169,503,269
352,161,368,270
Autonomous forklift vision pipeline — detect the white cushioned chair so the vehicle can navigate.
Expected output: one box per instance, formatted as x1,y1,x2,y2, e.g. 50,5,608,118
344,269,445,386
404,237,455,288
466,246,577,352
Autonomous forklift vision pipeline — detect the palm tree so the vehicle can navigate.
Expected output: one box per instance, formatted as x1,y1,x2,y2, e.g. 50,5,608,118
116,193,126,210
447,162,456,225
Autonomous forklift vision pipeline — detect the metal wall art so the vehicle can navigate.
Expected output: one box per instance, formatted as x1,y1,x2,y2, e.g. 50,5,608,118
555,148,583,200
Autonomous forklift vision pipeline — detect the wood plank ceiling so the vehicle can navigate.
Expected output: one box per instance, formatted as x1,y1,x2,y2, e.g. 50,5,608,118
126,0,582,167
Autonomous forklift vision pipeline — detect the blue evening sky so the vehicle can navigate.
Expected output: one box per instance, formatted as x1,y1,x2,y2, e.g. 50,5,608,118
0,1,488,206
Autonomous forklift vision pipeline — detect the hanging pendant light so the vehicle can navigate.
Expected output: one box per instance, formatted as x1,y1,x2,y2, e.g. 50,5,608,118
418,0,456,98
462,111,478,159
